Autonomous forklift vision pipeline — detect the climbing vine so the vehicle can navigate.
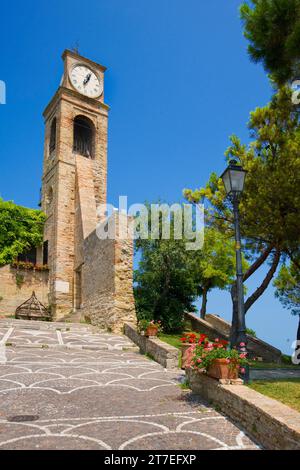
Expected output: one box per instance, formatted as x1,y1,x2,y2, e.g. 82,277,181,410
0,198,46,267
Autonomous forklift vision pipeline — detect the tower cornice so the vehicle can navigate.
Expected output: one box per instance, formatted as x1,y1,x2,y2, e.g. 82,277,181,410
43,86,110,119
62,49,107,72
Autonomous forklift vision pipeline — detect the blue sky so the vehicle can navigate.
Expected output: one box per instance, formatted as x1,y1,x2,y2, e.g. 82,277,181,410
0,0,298,353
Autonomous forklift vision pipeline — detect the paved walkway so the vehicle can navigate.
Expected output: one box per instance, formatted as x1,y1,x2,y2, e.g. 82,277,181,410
250,369,300,380
0,320,259,450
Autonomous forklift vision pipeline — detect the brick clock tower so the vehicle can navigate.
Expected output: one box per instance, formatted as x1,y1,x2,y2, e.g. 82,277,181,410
41,50,109,319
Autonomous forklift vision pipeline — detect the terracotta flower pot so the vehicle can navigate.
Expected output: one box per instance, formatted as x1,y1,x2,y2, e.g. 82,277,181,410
145,326,158,337
207,358,238,380
181,343,194,369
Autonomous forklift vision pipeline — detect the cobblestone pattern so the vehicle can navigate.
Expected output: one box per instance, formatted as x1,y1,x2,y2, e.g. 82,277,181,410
0,319,136,351
0,321,258,450
186,369,300,450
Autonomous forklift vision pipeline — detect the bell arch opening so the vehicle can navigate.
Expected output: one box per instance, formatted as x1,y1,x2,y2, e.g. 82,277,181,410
73,115,95,158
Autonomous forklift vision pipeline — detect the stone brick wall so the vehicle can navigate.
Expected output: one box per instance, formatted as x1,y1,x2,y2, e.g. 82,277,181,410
80,214,136,333
124,323,179,369
41,50,109,320
185,312,282,363
205,314,231,336
0,265,49,316
186,369,300,450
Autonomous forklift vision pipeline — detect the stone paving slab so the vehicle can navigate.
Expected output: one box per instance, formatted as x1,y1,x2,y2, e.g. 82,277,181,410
0,320,135,351
250,369,300,380
0,320,259,450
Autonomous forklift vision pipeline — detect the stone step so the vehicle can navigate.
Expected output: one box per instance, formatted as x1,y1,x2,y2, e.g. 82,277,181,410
0,318,104,333
0,319,137,352
5,343,139,352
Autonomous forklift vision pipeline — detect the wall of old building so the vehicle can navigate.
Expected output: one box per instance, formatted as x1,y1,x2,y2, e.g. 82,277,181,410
41,51,108,320
0,265,49,316
81,214,136,333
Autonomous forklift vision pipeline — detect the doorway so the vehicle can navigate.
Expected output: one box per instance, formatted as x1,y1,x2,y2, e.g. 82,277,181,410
74,268,82,311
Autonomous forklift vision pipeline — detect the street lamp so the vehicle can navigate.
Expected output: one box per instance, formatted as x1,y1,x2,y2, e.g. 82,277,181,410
221,159,248,377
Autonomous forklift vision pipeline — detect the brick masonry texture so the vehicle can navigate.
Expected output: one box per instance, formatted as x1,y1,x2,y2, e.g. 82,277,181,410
186,312,282,363
41,50,109,319
124,323,179,369
82,215,136,333
186,368,300,450
0,266,49,316
38,50,137,329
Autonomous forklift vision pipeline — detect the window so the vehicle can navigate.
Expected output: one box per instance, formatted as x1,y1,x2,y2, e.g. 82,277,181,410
75,267,82,310
73,115,94,158
49,117,56,153
43,241,48,265
18,247,37,264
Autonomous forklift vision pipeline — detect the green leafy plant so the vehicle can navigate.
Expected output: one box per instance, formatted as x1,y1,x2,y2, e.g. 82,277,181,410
145,352,155,361
185,88,300,345
11,261,48,271
194,228,248,318
189,336,248,373
0,198,45,267
134,203,200,333
240,0,300,85
15,273,25,288
246,327,257,338
281,354,292,365
274,261,300,345
137,319,162,334
179,380,190,390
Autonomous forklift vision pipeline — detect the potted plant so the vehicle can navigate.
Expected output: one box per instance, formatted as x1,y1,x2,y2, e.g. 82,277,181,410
180,333,207,369
145,320,161,337
189,337,248,380
137,319,161,337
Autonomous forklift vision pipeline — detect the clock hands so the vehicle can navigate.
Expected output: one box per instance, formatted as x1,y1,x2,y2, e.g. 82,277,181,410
83,73,91,86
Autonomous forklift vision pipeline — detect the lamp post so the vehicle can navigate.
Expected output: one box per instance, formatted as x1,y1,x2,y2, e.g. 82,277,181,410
221,159,249,380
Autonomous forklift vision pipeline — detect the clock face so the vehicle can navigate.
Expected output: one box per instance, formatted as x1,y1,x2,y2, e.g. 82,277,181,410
69,64,103,98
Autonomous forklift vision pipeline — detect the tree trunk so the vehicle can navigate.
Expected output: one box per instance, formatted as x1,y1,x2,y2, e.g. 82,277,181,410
230,245,277,346
200,287,208,319
294,315,300,365
243,245,274,282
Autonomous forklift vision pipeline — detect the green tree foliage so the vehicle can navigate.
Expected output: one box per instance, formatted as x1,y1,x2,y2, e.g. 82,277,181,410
197,228,248,318
274,263,300,316
0,199,45,266
240,0,300,85
184,88,300,343
134,205,243,331
134,237,199,333
274,262,300,341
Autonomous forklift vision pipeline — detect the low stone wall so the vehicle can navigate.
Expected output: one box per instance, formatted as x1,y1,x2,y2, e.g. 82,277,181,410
185,312,282,363
205,314,231,336
124,323,179,369
186,369,300,450
0,265,49,316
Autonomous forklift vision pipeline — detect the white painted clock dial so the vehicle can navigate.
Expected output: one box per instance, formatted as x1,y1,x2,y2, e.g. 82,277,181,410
69,64,103,98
